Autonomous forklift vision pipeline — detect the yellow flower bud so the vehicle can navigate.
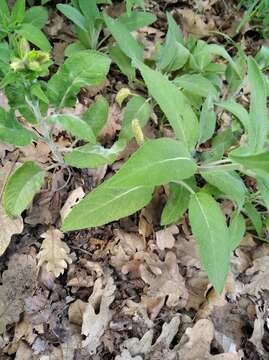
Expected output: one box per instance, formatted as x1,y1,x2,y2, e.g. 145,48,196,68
116,87,131,107
132,118,144,145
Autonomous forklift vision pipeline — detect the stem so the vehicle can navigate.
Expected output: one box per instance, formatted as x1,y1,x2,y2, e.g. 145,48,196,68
25,97,64,164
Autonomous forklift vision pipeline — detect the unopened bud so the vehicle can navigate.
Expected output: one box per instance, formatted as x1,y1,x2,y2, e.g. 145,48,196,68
116,87,131,107
132,118,144,145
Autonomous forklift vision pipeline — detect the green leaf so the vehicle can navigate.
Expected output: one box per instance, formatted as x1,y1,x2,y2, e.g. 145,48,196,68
47,114,96,143
217,99,249,132
57,4,88,32
0,0,9,19
3,161,45,217
257,175,269,210
17,24,51,51
64,139,126,168
189,192,230,293
64,42,86,57
198,95,216,145
104,13,143,61
109,44,136,82
108,138,197,187
161,179,195,226
62,182,154,231
0,108,36,146
119,11,156,31
229,151,269,175
206,44,241,77
135,61,199,149
78,0,99,21
174,74,217,98
119,96,151,141
83,96,109,136
11,0,25,24
157,13,187,72
229,213,245,252
125,0,145,16
201,170,247,209
47,51,111,108
247,57,268,153
23,6,48,29
244,202,263,237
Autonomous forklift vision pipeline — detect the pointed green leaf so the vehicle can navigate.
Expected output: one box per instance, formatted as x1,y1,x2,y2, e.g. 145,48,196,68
47,51,111,108
57,4,88,32
189,192,230,293
3,161,45,217
244,202,263,237
229,213,245,252
47,114,96,143
198,95,216,145
229,151,269,175
83,96,109,136
161,180,192,226
247,57,268,153
64,140,126,168
24,6,48,29
119,11,156,31
11,0,25,24
17,24,51,51
174,74,217,98
104,13,143,61
201,170,247,209
108,138,197,187
119,95,151,141
135,61,199,149
62,182,154,231
257,175,269,210
217,99,249,132
109,44,136,82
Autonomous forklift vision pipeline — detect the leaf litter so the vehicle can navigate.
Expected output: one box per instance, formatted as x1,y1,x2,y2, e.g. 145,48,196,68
0,0,269,359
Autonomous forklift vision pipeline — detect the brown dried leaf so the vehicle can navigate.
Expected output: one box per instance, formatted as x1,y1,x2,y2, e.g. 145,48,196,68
60,187,85,222
176,9,214,38
140,252,188,308
37,227,72,278
156,225,179,250
243,256,269,296
82,273,116,354
68,300,87,326
0,254,37,334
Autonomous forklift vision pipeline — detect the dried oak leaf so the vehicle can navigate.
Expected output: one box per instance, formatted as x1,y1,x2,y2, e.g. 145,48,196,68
60,187,85,222
37,227,72,278
156,225,179,250
176,319,243,360
0,254,37,334
0,162,23,256
242,256,269,296
82,273,116,354
140,252,188,308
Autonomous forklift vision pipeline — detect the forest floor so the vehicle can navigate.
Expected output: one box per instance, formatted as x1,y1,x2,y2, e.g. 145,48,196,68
0,0,269,359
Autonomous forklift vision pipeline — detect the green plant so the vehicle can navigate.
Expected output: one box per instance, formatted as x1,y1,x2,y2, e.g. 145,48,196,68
62,14,269,294
57,0,151,55
0,0,50,53
1,7,268,296
237,0,269,38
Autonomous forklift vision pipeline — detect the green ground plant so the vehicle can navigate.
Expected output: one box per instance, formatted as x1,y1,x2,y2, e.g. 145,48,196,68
1,1,269,294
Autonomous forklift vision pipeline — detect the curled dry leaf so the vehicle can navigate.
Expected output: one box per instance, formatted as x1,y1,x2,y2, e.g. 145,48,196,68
156,225,179,250
60,186,85,222
242,256,269,296
176,319,243,360
0,162,23,256
176,9,214,38
0,254,37,334
37,227,72,278
140,251,188,308
82,273,116,354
